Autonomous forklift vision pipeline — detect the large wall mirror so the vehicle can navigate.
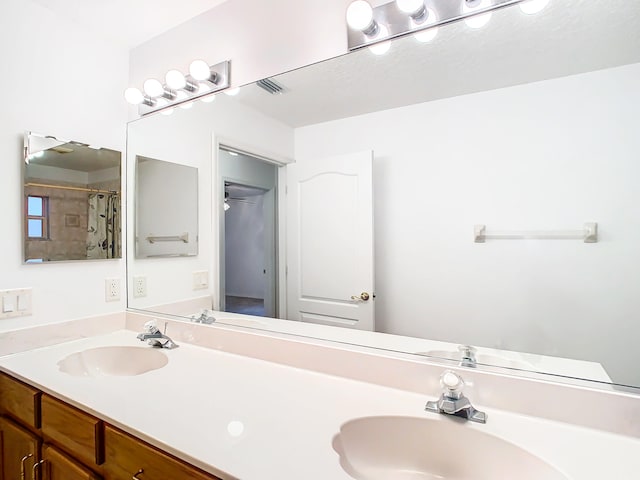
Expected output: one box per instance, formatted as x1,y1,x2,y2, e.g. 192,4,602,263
127,0,640,390
24,131,122,262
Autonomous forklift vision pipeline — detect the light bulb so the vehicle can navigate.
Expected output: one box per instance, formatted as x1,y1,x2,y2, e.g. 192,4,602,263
396,0,425,17
368,25,391,55
189,60,212,81
519,0,549,14
143,78,165,98
463,0,492,29
224,87,240,96
124,87,145,105
414,8,439,42
165,69,186,90
346,1,375,31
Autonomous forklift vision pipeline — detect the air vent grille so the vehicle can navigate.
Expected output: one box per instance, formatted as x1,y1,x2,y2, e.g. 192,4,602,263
257,78,286,95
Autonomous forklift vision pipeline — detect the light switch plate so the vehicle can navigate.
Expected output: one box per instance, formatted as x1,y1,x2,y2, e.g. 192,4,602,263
0,288,32,319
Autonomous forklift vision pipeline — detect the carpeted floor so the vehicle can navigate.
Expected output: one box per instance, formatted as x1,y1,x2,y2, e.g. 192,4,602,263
225,296,265,317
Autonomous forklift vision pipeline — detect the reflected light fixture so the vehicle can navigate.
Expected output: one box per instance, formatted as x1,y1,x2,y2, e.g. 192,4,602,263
519,0,550,14
463,0,493,29
224,87,240,96
414,7,439,42
125,60,230,115
368,24,392,55
346,1,378,36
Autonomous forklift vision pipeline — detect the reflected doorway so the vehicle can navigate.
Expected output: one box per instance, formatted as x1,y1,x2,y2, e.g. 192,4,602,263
219,147,278,318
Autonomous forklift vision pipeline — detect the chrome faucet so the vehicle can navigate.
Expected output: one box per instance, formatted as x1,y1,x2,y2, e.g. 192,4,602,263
458,345,477,368
425,371,486,423
191,309,216,324
136,320,178,349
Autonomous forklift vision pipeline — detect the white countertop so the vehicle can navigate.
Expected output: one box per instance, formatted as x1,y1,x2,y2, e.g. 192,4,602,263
1,329,639,479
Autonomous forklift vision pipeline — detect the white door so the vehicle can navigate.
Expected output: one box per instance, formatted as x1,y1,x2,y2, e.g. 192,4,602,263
287,151,375,330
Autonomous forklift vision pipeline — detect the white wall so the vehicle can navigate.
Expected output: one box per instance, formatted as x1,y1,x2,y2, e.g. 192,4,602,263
0,0,129,332
294,63,640,386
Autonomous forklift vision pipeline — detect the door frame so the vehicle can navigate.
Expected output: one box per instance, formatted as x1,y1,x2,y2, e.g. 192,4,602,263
211,134,290,318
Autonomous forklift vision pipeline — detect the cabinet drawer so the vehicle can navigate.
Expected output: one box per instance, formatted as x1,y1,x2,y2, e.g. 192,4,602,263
104,426,220,480
41,395,104,466
0,372,41,428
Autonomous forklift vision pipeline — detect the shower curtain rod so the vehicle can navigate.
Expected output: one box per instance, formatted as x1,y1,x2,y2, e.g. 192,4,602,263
24,182,119,195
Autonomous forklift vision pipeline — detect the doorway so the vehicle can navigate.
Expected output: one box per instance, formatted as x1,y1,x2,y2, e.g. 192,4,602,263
218,147,278,318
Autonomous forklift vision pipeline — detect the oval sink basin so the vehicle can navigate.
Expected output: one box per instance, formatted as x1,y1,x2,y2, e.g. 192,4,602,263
58,346,168,377
333,416,567,480
418,350,533,370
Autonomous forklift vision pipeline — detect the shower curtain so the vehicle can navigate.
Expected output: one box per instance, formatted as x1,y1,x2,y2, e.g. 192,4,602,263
87,193,121,259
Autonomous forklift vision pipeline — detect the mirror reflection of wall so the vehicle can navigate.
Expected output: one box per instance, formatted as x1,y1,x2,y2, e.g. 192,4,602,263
125,0,640,388
135,156,198,258
23,132,122,263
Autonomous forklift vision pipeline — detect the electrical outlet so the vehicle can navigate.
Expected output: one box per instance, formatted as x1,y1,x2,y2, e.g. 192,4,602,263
133,275,147,298
105,278,121,302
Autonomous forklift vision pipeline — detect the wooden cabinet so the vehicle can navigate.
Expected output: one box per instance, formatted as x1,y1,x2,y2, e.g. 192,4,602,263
0,416,40,480
0,373,41,429
43,445,100,480
0,372,223,480
104,426,220,480
41,395,104,466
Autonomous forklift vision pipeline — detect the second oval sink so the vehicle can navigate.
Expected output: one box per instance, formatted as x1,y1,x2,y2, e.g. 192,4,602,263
58,346,168,377
333,416,567,480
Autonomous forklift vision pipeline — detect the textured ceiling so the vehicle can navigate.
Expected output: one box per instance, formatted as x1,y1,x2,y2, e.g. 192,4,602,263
233,0,640,127
29,0,229,48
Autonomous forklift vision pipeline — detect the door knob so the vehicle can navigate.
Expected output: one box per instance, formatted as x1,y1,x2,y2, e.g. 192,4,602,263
351,292,370,302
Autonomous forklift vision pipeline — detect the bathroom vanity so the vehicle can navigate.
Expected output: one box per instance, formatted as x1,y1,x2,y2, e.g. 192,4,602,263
1,313,640,480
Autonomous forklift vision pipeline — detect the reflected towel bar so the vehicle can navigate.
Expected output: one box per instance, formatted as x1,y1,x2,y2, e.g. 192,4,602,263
474,223,598,243
146,233,189,244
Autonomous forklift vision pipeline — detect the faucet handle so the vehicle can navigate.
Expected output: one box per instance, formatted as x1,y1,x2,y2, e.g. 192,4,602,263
458,344,476,355
143,320,160,334
441,370,464,398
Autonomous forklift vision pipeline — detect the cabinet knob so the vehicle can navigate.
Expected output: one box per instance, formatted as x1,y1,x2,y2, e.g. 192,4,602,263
20,454,33,480
132,468,144,479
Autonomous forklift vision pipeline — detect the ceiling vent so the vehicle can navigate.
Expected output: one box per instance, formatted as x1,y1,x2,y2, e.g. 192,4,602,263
257,78,286,95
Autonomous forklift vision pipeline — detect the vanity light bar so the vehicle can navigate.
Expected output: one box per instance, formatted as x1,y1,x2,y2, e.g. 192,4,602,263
125,60,231,117
346,0,528,51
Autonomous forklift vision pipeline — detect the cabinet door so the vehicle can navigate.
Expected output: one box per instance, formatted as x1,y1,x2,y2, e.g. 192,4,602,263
42,445,100,480
104,426,220,480
0,417,40,480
